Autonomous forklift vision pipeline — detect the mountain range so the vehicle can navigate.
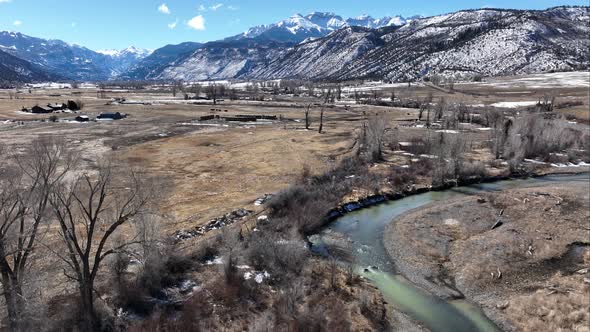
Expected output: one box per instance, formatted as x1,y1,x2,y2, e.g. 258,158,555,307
0,7,588,83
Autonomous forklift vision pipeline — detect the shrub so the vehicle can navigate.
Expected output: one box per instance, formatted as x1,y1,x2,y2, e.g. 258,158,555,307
458,161,487,180
504,115,587,163
247,232,309,279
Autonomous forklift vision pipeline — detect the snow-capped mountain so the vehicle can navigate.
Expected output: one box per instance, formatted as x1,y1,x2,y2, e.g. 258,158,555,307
227,12,415,43
120,42,202,80
2,6,588,83
336,6,590,81
0,48,59,82
0,32,151,80
96,46,153,76
149,6,589,82
97,46,152,59
0,31,114,80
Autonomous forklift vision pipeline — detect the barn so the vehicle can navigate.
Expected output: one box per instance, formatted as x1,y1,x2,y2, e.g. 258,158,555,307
31,105,53,114
97,112,127,120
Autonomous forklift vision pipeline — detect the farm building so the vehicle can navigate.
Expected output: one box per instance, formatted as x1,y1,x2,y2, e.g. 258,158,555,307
31,105,53,114
47,103,67,111
97,112,127,120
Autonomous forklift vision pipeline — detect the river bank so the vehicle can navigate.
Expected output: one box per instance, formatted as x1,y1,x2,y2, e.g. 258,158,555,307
383,175,590,331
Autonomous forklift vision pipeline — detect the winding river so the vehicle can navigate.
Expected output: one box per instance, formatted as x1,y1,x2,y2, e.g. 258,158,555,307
309,173,590,332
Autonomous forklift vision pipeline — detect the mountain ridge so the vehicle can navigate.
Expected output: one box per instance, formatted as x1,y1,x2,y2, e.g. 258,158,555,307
150,6,589,82
0,6,588,83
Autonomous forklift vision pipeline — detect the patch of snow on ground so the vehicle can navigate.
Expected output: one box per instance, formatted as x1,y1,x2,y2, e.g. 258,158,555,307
551,161,590,168
204,257,223,265
244,271,270,284
491,101,538,108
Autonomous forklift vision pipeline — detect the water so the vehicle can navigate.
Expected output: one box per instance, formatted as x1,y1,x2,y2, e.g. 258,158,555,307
310,173,589,332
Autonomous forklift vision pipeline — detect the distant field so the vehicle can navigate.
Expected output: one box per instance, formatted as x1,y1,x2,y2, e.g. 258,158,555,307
0,71,588,229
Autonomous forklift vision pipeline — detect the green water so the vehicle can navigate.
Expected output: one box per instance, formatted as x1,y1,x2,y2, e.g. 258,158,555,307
310,174,589,332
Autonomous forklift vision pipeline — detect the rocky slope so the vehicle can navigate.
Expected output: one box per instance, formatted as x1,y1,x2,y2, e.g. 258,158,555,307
0,31,150,81
151,6,589,82
2,6,588,82
120,42,202,80
0,48,58,82
226,12,415,43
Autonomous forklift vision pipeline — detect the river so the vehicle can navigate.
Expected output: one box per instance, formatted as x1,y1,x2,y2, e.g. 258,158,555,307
309,173,590,332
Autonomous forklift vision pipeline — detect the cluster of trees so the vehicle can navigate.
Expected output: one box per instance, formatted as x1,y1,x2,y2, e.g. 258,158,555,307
0,138,160,331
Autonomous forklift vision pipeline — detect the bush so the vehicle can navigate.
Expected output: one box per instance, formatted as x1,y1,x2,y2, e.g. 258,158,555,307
247,232,309,280
404,137,432,156
504,115,588,162
458,161,487,180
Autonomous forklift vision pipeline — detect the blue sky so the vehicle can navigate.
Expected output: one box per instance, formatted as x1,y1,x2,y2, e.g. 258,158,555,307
0,0,587,51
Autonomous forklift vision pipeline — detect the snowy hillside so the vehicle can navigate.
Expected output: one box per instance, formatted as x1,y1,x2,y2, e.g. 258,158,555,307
96,46,153,76
337,6,590,81
0,49,58,82
226,12,414,43
152,6,589,82
0,31,151,80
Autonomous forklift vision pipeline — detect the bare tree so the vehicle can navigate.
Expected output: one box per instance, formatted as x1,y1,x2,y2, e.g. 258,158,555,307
434,97,447,121
205,84,219,105
171,80,183,97
49,164,153,330
336,84,342,101
304,104,312,130
318,89,331,134
364,113,388,162
0,138,75,331
187,84,202,98
431,133,467,185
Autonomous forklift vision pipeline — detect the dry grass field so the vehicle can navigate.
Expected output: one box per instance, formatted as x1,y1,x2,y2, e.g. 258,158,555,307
1,72,588,233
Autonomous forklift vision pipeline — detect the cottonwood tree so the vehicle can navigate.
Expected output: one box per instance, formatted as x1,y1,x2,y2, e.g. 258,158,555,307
0,138,75,331
206,84,219,105
364,113,388,162
318,89,331,134
49,164,153,330
304,104,312,130
431,133,467,185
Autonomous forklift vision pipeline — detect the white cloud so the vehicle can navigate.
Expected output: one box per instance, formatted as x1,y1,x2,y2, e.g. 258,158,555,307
227,5,238,10
13,20,21,26
168,19,178,29
187,15,205,30
198,4,206,11
0,0,13,3
158,3,170,14
209,3,223,11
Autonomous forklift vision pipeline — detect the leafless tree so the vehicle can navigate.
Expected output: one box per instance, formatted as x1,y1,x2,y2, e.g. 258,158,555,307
364,113,388,162
305,82,315,97
220,228,241,284
486,108,507,159
206,84,219,104
171,80,183,97
304,104,312,130
49,164,154,330
431,133,467,185
434,97,447,121
0,137,75,331
430,74,442,87
318,89,331,134
187,84,202,98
